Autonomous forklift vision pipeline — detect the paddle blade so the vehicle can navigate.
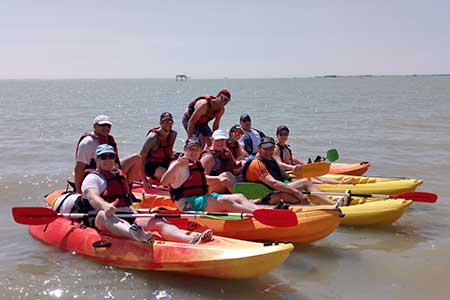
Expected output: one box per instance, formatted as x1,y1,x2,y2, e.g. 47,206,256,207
326,149,339,162
234,182,272,199
291,162,331,178
252,208,298,227
12,207,58,225
390,192,438,203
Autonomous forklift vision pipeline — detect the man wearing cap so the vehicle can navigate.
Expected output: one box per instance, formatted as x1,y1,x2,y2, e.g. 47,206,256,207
74,115,141,193
242,136,335,205
77,144,213,245
238,114,266,155
161,137,259,213
226,124,247,163
139,112,177,190
182,89,231,147
200,129,241,193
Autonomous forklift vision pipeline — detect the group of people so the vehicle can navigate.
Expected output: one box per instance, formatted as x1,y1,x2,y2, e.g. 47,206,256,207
64,88,343,245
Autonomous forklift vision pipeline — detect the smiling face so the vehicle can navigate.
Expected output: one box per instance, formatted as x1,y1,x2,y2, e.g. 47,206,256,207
93,123,111,137
184,145,202,161
276,130,289,144
96,153,116,171
160,118,173,133
259,145,275,160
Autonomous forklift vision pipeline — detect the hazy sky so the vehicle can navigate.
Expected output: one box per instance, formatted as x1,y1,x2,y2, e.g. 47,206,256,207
1,1,449,79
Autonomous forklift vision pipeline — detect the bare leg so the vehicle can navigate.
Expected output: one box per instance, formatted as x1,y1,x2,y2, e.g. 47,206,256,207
136,217,212,244
120,154,143,182
288,178,334,205
205,193,258,213
153,166,168,181
95,211,152,242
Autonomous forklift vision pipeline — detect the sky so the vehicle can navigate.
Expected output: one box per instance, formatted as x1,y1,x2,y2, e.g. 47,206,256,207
1,0,449,79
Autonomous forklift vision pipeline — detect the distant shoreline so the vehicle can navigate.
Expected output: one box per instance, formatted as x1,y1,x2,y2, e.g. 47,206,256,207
0,74,449,81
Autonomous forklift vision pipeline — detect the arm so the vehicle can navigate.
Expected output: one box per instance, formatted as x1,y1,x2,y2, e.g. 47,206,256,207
199,154,215,175
273,147,295,171
85,187,118,216
160,156,189,186
212,107,224,131
187,100,208,138
259,174,304,199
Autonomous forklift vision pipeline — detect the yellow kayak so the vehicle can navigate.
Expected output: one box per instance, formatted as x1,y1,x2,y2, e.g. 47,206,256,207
316,177,422,195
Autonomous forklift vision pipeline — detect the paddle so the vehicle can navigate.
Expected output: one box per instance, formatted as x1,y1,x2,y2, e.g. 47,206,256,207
287,161,331,178
309,148,339,163
12,206,298,227
234,182,438,203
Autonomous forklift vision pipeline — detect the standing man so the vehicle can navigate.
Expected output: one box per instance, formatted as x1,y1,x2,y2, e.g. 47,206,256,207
139,112,177,191
238,114,266,155
74,115,141,193
182,89,231,147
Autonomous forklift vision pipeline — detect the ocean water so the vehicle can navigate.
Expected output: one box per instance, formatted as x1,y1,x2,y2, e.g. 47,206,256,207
1,76,449,300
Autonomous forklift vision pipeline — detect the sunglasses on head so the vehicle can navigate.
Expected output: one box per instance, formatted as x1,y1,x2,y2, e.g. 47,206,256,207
96,123,111,128
99,153,116,160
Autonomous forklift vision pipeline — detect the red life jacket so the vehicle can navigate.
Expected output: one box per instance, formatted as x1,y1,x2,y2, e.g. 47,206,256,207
201,146,234,176
276,143,294,164
169,161,209,200
145,127,176,164
184,96,220,125
83,169,132,208
75,132,120,169
226,139,240,159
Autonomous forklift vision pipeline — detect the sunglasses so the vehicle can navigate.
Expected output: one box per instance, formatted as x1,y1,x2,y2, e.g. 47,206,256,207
96,123,111,128
219,95,230,102
161,119,174,124
278,132,289,136
99,154,116,160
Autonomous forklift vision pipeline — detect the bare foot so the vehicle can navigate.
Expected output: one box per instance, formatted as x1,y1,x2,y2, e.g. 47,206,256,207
191,229,213,245
339,177,354,184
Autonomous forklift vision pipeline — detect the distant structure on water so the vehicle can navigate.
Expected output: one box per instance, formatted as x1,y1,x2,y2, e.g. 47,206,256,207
176,74,188,81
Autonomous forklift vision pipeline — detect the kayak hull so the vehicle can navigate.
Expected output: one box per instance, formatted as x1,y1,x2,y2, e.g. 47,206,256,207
316,178,422,194
329,162,371,176
28,217,293,279
137,193,341,244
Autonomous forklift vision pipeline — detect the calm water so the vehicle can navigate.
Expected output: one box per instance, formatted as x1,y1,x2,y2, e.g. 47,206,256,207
1,77,449,300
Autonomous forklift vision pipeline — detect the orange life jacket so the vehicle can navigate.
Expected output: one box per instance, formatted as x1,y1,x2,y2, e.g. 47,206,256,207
184,96,220,125
82,168,132,208
169,161,209,200
201,146,234,175
145,127,175,164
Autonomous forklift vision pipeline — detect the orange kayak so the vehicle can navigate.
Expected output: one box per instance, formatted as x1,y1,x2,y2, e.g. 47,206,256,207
328,162,371,176
36,190,293,279
136,191,342,244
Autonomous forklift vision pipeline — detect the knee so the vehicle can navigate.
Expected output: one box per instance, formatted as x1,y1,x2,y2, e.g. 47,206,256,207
95,211,107,229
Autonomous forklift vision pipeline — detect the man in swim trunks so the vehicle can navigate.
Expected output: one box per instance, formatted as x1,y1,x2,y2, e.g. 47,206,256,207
160,137,258,212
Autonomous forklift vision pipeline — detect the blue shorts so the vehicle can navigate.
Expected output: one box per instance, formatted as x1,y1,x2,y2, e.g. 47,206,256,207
182,193,222,211
182,116,213,137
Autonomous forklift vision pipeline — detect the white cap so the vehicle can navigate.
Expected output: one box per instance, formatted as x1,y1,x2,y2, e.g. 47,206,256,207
93,115,112,126
212,129,227,140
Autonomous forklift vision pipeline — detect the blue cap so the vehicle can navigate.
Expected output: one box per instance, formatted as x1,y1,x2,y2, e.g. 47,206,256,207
96,144,115,156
